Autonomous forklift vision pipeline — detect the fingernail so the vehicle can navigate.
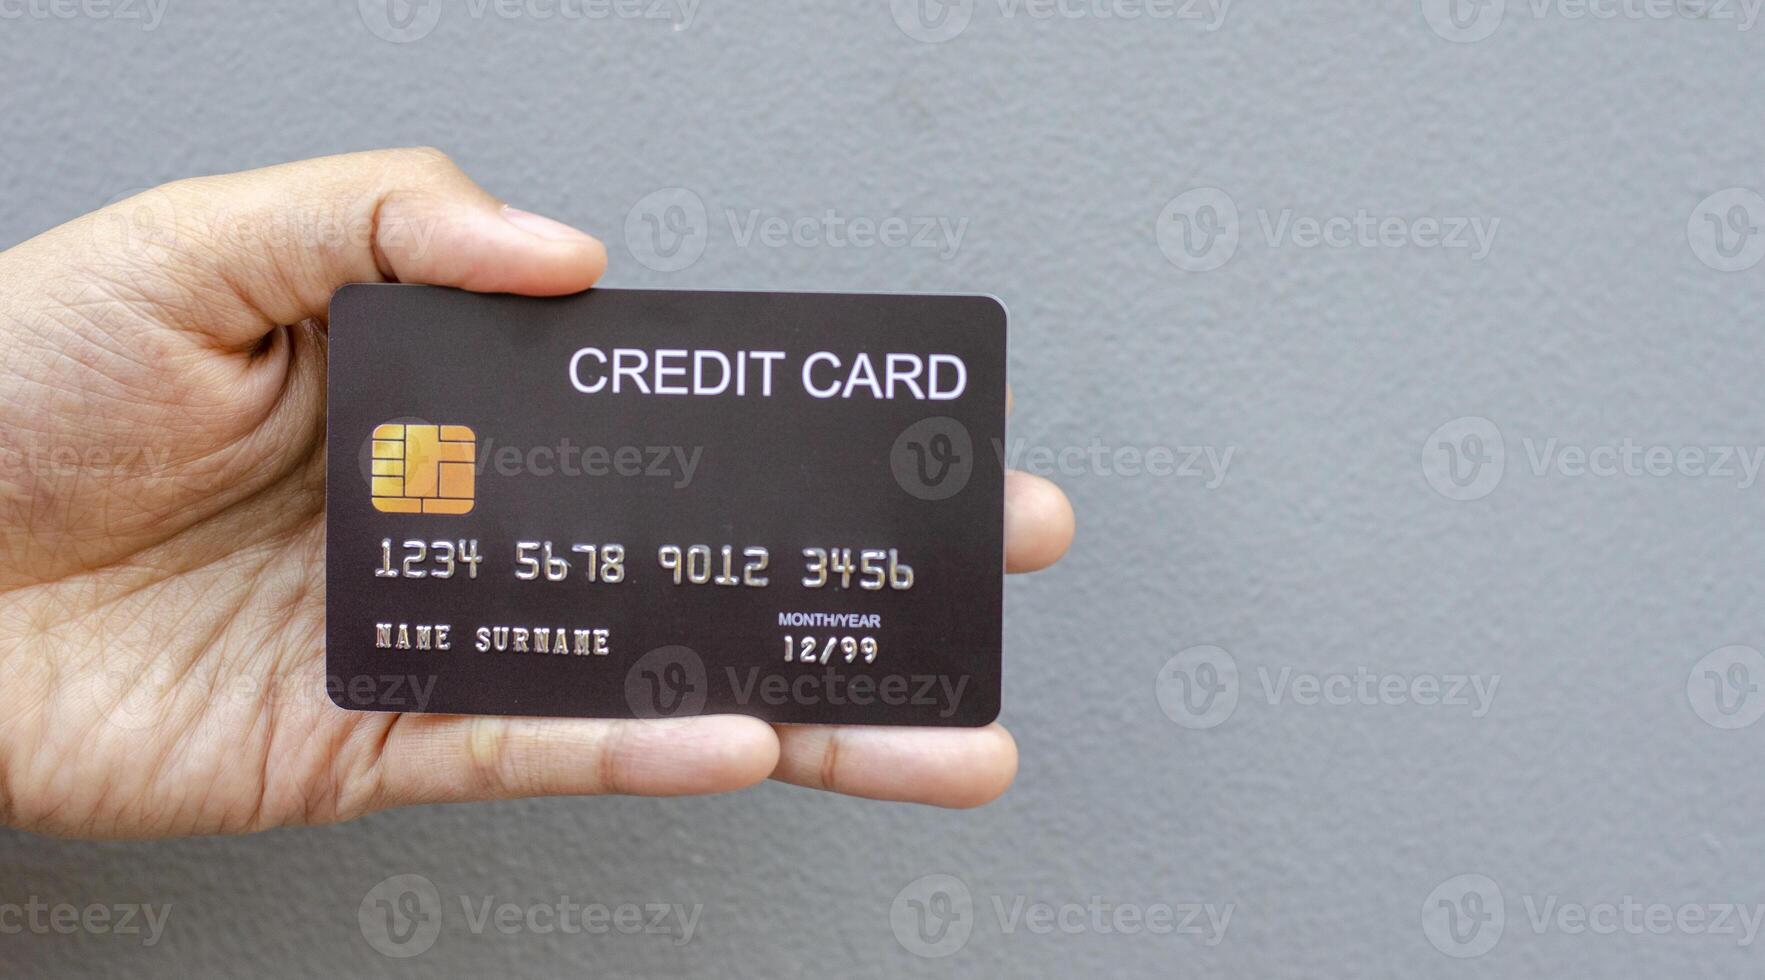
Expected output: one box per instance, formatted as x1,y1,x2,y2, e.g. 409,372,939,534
502,205,600,244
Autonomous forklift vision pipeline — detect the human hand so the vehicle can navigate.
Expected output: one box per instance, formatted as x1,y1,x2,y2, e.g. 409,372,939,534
0,149,1075,838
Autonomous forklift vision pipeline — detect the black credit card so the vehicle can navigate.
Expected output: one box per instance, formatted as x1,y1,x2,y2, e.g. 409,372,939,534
324,285,1005,726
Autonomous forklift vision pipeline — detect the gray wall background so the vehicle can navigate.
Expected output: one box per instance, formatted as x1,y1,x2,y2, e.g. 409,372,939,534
3,0,1765,975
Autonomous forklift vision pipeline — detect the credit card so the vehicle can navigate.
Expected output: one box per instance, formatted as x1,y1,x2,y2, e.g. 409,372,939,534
325,285,1005,726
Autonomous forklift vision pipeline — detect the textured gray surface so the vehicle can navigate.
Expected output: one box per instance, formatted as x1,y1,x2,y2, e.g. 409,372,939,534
4,0,1765,975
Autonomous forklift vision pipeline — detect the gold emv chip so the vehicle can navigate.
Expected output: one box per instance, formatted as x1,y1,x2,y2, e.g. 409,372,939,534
370,423,476,515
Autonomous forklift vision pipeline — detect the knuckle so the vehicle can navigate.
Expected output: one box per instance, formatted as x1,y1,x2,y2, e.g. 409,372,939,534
595,725,628,795
816,731,843,793
391,145,462,180
466,717,524,795
144,175,232,229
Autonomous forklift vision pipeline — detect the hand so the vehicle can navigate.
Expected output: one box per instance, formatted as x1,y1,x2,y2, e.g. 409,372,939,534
0,149,1076,838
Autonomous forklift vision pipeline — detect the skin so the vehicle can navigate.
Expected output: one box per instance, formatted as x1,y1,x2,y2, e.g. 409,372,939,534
0,149,1076,839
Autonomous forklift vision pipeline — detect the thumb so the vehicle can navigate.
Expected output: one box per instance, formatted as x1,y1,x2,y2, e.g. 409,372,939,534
0,149,604,584
9,147,606,349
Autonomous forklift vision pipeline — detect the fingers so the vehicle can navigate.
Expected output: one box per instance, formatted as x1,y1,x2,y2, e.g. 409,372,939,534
760,410,1061,808
364,713,1016,810
1002,383,1074,572
769,723,1018,808
1005,470,1074,573
363,713,778,809
24,147,606,348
